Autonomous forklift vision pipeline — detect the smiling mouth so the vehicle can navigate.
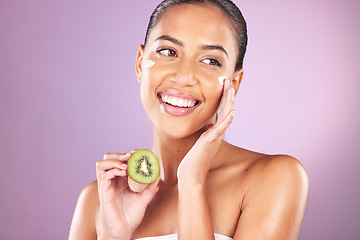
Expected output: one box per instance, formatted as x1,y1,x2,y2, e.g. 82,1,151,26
158,92,200,108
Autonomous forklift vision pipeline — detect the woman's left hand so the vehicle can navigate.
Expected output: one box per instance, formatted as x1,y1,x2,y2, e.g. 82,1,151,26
177,79,236,185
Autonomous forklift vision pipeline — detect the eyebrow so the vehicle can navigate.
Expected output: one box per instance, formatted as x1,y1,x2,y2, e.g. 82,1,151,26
201,45,228,58
156,34,228,58
156,35,184,46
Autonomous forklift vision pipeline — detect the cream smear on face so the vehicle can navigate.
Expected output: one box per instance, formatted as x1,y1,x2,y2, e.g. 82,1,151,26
218,76,227,86
143,59,155,68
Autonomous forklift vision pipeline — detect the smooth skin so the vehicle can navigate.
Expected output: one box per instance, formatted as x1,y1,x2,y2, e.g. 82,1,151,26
69,4,309,240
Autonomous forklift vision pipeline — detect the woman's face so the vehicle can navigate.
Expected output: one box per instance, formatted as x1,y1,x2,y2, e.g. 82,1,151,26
136,4,242,139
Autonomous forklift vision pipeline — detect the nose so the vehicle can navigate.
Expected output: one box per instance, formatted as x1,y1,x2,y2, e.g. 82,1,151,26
171,60,197,86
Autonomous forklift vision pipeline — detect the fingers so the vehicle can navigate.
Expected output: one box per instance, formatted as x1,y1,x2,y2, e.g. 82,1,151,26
138,176,160,206
96,151,136,189
224,82,235,117
202,79,236,142
212,78,235,135
98,150,137,175
101,168,127,189
96,159,127,176
218,79,235,122
103,151,132,161
96,159,127,191
214,109,236,137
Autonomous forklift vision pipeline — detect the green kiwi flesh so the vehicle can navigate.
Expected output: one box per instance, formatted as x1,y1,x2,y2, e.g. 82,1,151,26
128,149,159,184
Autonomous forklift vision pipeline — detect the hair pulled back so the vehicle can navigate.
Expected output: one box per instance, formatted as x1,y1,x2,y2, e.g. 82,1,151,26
144,0,247,71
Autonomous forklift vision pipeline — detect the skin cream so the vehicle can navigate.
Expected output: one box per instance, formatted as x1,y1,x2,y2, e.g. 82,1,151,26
143,59,155,68
218,76,227,86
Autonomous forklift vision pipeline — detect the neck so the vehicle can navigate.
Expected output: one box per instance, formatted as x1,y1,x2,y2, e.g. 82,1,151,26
151,127,206,186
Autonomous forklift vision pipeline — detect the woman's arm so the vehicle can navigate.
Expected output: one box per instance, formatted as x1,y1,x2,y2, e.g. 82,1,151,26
177,79,236,240
234,155,309,240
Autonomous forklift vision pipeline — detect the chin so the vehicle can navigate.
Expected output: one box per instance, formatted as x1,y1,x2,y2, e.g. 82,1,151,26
155,119,208,140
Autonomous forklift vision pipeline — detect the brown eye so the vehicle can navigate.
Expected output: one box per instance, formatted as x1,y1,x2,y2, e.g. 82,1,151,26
157,49,178,57
201,58,222,67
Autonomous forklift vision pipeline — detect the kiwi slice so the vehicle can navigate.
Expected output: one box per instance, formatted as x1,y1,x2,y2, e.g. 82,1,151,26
127,149,160,192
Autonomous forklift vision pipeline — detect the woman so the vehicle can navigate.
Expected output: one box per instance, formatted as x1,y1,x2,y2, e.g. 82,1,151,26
69,0,309,239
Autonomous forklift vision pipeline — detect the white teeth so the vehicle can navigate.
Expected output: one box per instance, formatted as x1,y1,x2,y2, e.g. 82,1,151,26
163,95,169,103
172,98,179,107
160,94,197,108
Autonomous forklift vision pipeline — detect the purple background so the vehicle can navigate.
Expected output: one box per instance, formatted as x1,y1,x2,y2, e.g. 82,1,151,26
1,0,359,239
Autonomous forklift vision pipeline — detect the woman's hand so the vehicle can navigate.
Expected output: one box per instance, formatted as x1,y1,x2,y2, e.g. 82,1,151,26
96,151,160,240
176,79,235,239
177,79,236,185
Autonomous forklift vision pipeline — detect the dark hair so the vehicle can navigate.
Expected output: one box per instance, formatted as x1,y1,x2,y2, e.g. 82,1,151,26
144,0,248,71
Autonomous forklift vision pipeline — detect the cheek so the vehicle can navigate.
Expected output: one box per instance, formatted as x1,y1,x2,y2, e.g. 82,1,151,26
142,57,171,80
200,72,224,102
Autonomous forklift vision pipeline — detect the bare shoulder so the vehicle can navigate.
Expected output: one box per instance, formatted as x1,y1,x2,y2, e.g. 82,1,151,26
224,143,309,239
249,153,309,192
69,180,99,240
223,141,308,187
77,180,99,203
253,153,307,178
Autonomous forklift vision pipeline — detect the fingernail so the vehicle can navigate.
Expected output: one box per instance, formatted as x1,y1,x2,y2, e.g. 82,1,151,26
122,163,127,168
226,80,230,86
232,110,236,117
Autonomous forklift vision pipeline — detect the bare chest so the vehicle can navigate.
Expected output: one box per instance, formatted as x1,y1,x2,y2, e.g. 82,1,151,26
133,175,245,238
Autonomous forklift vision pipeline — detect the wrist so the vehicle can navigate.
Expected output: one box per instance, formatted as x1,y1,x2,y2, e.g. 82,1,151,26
177,171,208,186
177,164,209,186
178,181,206,196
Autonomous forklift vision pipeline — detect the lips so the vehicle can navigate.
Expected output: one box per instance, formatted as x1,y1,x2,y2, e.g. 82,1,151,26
157,89,201,116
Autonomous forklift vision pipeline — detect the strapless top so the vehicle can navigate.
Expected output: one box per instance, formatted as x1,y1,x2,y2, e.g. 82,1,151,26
135,233,233,240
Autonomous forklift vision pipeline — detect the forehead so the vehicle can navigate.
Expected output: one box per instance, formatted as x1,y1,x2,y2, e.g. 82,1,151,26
147,4,237,51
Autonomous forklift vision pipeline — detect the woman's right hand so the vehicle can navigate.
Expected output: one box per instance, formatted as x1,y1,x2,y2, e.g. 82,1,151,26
96,151,160,240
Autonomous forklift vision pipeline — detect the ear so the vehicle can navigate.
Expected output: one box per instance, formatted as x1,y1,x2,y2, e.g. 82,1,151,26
135,44,145,84
231,69,244,95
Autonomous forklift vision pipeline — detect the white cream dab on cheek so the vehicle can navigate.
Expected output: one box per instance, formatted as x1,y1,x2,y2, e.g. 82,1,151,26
143,59,155,68
218,76,227,86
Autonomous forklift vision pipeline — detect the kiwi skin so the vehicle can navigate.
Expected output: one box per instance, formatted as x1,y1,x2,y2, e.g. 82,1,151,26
127,149,160,192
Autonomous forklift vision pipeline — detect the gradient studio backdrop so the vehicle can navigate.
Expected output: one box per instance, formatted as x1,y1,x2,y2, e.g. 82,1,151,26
1,0,359,239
